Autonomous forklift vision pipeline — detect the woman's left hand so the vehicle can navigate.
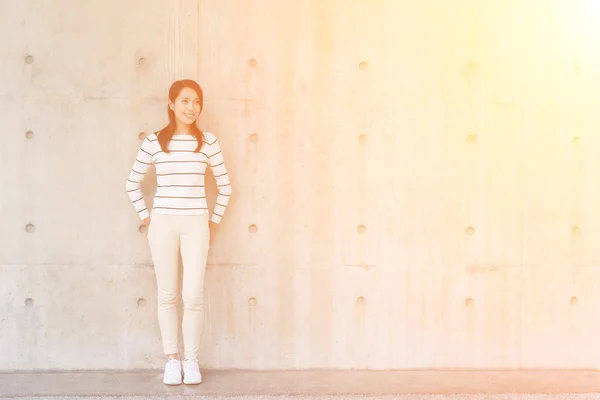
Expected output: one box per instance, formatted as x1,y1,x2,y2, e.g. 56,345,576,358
209,221,219,246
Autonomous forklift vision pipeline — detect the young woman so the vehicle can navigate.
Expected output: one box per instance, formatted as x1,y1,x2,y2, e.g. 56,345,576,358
125,79,232,385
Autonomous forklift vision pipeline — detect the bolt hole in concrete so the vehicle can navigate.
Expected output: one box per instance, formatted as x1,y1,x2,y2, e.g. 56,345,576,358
25,130,34,139
248,224,258,233
137,298,147,307
465,298,474,306
25,224,35,233
573,136,580,145
248,58,257,67
249,133,258,142
357,225,366,234
25,54,34,64
466,226,475,235
359,133,367,143
357,296,366,305
25,298,34,306
570,297,578,306
466,133,477,143
248,297,257,306
359,61,368,70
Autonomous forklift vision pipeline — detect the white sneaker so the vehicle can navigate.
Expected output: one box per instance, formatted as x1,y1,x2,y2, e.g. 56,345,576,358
163,358,182,385
182,358,202,384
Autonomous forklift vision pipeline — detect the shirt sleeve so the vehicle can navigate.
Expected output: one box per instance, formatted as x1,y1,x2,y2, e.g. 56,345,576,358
125,137,154,220
208,135,232,224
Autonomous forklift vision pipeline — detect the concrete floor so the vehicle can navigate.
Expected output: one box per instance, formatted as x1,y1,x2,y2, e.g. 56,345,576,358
2,370,600,399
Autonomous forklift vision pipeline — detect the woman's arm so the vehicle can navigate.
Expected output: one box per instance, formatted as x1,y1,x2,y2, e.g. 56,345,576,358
125,137,154,221
207,135,232,225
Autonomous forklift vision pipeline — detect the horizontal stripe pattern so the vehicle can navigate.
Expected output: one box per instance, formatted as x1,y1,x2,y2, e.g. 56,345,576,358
125,132,232,223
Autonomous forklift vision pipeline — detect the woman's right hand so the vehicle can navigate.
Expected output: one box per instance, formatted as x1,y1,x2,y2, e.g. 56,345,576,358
143,217,151,227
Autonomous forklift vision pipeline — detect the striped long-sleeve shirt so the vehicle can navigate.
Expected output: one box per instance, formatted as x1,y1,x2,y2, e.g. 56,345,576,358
125,131,232,224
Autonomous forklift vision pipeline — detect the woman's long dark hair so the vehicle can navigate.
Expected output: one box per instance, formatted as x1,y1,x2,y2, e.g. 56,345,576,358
157,79,205,153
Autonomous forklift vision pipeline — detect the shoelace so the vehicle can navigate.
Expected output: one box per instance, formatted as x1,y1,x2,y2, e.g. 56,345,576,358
183,358,200,371
165,359,180,373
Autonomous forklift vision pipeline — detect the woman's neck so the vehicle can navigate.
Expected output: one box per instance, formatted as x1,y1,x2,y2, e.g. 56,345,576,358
174,122,192,135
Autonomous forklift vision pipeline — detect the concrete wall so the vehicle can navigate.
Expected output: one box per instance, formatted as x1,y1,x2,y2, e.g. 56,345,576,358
3,0,600,371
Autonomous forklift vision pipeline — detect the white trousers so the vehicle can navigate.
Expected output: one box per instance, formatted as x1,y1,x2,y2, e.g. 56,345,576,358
147,212,209,359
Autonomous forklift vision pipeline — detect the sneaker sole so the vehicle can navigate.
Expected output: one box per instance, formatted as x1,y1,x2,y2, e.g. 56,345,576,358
163,375,182,385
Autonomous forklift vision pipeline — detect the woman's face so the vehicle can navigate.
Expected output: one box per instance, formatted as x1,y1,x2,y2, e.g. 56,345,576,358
169,87,202,126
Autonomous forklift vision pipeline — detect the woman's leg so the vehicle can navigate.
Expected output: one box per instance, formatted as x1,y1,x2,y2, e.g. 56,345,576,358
147,214,181,357
179,214,210,361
